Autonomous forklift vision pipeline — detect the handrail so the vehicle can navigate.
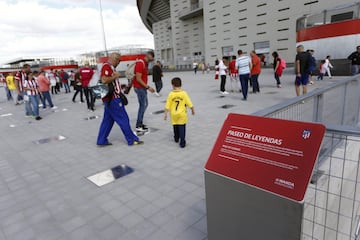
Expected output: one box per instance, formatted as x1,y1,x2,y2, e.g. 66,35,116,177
253,74,360,117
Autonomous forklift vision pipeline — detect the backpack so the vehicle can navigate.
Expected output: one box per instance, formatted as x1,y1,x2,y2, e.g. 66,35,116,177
125,62,137,80
125,60,145,80
280,58,287,69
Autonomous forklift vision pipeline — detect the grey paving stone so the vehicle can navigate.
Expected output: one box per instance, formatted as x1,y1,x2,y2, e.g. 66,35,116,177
0,70,344,239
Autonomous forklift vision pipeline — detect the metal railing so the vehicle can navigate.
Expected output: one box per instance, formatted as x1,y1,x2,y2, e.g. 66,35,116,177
253,75,360,239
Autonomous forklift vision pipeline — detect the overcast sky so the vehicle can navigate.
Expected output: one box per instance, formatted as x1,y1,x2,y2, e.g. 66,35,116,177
0,0,154,64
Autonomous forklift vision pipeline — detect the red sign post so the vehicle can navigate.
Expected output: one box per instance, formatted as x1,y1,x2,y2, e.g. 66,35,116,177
205,114,326,202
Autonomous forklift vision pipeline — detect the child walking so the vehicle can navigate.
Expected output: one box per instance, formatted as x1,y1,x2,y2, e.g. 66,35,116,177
164,77,195,148
317,60,326,81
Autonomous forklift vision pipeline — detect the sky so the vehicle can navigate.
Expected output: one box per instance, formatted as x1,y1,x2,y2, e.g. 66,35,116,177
0,0,154,64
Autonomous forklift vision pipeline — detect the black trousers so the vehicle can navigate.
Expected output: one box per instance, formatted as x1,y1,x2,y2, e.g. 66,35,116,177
72,86,83,102
155,80,163,93
220,75,226,92
173,124,186,148
251,74,260,93
84,87,94,110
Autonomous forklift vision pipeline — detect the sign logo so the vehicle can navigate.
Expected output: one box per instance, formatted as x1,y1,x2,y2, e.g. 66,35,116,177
302,130,311,140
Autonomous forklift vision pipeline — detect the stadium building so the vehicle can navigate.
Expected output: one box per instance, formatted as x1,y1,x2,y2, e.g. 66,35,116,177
138,0,358,69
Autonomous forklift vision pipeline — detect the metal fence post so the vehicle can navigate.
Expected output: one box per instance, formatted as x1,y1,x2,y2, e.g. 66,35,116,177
313,93,324,123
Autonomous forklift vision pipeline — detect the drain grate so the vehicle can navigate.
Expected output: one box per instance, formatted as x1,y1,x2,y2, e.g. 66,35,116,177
84,116,100,120
33,135,66,144
151,110,165,115
87,165,134,187
220,104,235,109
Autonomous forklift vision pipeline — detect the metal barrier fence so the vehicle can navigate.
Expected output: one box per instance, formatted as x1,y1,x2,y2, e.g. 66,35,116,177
253,75,360,239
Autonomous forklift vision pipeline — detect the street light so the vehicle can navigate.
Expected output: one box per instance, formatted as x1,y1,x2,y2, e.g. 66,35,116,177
99,0,108,57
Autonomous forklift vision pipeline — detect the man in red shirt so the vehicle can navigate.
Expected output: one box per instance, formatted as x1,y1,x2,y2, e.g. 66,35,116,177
97,52,143,146
133,51,155,132
79,62,95,111
250,50,261,93
228,55,239,92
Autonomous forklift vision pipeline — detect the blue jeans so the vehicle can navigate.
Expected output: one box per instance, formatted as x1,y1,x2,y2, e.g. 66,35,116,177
134,88,148,128
29,95,40,117
22,91,33,116
41,91,54,108
251,74,260,92
174,124,186,148
97,98,139,145
239,74,250,100
351,65,359,76
63,82,71,93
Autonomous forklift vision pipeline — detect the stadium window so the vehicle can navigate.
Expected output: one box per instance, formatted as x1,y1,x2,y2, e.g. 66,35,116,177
257,32,266,35
257,13,267,17
304,1,319,5
278,7,290,12
239,35,247,38
277,38,289,41
223,5,231,8
257,22,266,26
278,28,289,32
277,48,289,51
257,3,267,7
278,18,290,22
238,0,247,3
239,8,247,13
239,17,247,21
239,26,247,30
223,13,231,17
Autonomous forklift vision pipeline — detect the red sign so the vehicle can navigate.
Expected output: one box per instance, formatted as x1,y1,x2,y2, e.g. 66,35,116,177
205,114,326,202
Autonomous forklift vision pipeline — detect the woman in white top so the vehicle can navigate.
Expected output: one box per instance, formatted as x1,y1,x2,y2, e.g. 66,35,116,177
219,57,228,94
324,55,334,79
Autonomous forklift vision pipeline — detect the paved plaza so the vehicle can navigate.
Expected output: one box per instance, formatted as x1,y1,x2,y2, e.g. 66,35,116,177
0,69,344,240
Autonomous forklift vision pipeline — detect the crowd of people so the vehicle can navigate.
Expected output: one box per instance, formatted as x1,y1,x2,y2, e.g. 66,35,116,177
212,45,360,99
0,46,359,147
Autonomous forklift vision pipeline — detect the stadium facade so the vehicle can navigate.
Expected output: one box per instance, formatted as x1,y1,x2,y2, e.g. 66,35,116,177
137,0,355,68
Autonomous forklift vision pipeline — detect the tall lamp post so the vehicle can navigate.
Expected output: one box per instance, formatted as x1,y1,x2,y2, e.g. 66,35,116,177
99,0,108,57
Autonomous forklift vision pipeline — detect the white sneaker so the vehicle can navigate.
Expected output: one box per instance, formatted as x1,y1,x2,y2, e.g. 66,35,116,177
154,92,161,97
51,106,58,110
223,91,229,95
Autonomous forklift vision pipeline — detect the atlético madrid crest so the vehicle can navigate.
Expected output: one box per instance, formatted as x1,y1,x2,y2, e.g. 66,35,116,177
302,130,312,140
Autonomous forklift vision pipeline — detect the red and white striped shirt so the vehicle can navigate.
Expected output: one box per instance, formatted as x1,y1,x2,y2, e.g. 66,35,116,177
14,71,27,92
101,62,122,98
23,78,39,96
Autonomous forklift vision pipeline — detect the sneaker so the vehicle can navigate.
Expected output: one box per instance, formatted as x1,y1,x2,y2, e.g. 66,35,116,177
136,126,148,132
35,116,42,121
223,91,229,95
154,92,161,97
241,98,247,101
277,84,282,88
51,106,58,110
132,141,144,146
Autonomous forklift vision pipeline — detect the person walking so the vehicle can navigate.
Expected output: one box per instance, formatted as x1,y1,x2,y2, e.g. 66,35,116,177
152,60,163,96
295,45,310,96
317,60,326,81
133,51,155,132
250,50,261,93
23,73,42,120
97,52,143,147
193,61,198,74
348,46,360,76
228,56,239,92
37,71,56,110
6,73,18,104
79,62,95,111
72,70,84,103
48,69,58,95
219,57,229,94
60,69,71,93
164,77,195,148
324,55,333,79
15,64,33,116
236,50,252,101
272,51,282,88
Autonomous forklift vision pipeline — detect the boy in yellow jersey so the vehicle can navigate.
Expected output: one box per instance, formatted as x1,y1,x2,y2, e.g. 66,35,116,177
164,77,195,148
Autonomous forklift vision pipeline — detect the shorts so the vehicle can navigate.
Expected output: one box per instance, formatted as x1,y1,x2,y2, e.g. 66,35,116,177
295,74,309,86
